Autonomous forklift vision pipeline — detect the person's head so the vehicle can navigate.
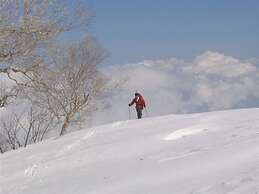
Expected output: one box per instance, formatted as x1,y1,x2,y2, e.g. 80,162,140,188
135,92,140,97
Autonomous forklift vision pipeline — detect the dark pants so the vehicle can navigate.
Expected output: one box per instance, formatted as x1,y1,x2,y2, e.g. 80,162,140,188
136,107,143,119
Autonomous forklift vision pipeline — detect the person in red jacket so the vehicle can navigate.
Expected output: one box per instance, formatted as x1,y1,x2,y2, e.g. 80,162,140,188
128,92,146,119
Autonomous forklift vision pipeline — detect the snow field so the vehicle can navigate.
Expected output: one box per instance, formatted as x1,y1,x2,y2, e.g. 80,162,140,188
1,108,258,194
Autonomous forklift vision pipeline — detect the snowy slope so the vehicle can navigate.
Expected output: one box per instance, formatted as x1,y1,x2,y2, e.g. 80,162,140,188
1,108,259,194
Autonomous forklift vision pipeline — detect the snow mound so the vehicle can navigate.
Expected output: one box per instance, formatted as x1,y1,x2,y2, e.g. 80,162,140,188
163,125,206,140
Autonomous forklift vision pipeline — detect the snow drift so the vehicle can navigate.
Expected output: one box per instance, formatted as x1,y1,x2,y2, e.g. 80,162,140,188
1,108,259,194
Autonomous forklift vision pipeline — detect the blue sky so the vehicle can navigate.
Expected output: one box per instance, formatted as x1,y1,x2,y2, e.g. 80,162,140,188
84,0,259,65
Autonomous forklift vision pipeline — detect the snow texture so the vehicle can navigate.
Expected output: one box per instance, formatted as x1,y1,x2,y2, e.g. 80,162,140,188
1,108,259,194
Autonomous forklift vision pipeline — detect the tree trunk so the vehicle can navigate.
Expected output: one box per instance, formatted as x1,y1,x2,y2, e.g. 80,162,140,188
60,116,70,136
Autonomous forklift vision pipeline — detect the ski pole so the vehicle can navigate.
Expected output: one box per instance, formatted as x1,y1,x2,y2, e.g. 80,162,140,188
145,107,149,117
128,107,131,120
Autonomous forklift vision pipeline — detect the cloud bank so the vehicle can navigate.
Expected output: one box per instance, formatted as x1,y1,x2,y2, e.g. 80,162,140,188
93,51,259,125
1,51,258,126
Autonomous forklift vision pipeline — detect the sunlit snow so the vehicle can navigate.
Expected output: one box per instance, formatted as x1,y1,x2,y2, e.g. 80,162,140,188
1,108,258,194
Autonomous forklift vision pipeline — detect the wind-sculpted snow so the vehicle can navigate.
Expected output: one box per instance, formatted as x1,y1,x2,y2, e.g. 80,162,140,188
163,126,206,140
56,130,95,157
0,108,259,194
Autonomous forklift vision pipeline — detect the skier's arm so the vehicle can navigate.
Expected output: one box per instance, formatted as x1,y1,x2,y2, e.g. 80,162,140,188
129,97,136,106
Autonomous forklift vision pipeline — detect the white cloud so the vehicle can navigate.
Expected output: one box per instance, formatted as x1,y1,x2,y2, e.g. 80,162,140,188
1,51,258,126
190,51,257,78
92,51,259,125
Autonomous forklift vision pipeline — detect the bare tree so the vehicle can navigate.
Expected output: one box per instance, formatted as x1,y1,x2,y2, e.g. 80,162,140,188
0,0,92,106
0,80,18,107
0,105,56,152
0,0,109,151
0,112,23,151
19,107,56,146
0,134,9,153
24,37,107,136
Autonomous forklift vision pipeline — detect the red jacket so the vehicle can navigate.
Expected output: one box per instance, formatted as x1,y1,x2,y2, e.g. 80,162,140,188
129,94,146,109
